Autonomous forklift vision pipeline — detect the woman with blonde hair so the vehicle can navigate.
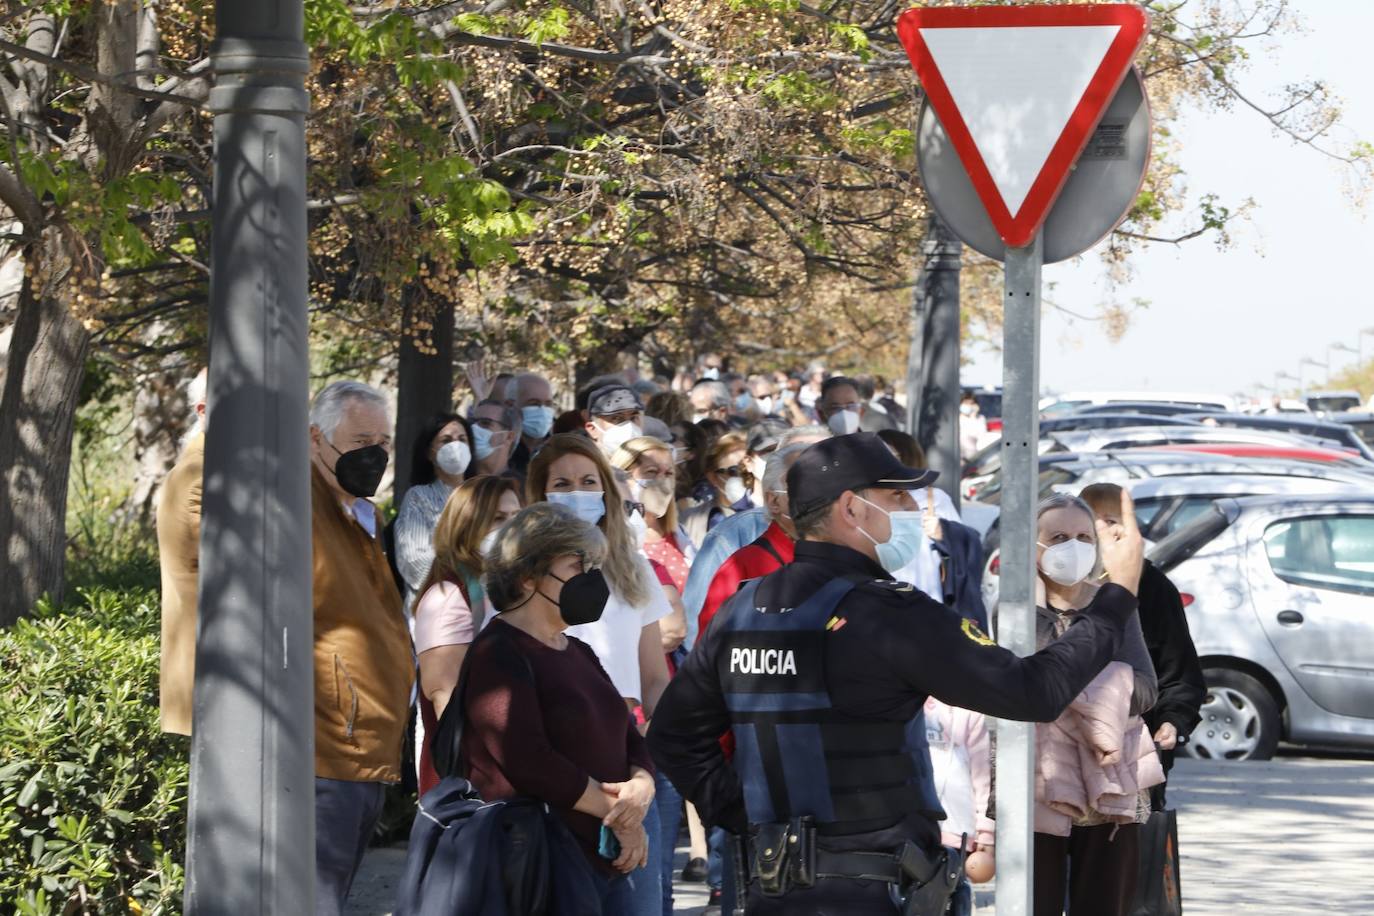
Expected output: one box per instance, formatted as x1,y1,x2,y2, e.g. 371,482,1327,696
527,434,673,914
412,475,522,795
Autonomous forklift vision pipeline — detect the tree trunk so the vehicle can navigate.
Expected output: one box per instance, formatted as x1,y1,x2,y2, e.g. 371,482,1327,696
119,358,191,529
0,263,90,626
394,288,454,504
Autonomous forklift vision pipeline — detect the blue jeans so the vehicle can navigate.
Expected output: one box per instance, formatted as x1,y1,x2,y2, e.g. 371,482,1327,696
627,800,662,914
655,771,683,915
708,826,726,889
313,778,385,916
591,868,638,916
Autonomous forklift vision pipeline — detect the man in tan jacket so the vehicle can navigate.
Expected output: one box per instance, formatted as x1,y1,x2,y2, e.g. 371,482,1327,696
307,380,414,916
156,369,207,736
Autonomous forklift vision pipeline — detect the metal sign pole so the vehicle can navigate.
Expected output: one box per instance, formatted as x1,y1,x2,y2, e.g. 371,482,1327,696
995,233,1043,916
185,1,314,913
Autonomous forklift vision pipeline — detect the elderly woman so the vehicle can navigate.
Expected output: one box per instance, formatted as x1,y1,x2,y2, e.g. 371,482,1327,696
459,502,655,911
527,434,673,914
1031,493,1159,916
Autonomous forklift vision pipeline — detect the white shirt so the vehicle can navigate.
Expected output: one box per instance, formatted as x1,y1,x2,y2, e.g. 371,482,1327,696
565,556,672,701
893,488,962,601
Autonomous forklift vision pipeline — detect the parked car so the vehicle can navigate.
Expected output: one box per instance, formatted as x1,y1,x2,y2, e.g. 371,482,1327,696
1040,391,1235,416
1151,442,1373,468
1049,425,1343,455
1332,411,1374,447
1039,413,1205,434
1068,401,1220,418
1153,493,1374,760
1305,390,1364,416
1183,411,1374,461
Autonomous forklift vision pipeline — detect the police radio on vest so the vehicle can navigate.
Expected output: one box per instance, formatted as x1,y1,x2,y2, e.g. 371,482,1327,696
730,647,798,676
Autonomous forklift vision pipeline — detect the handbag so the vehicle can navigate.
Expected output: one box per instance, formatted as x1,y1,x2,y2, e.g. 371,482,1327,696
1129,808,1182,916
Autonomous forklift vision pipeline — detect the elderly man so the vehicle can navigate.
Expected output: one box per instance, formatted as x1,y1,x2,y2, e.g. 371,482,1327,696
506,371,556,473
308,380,414,916
157,368,207,736
690,379,731,423
470,398,517,476
584,382,646,459
815,375,866,437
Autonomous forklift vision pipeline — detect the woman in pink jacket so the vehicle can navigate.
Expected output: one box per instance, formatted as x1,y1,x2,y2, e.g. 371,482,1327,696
1030,493,1160,916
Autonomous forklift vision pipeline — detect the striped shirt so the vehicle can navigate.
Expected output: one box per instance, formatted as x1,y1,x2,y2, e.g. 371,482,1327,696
393,479,454,618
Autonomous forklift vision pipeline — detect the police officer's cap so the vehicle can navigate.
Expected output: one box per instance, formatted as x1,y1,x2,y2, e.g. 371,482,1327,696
786,432,939,518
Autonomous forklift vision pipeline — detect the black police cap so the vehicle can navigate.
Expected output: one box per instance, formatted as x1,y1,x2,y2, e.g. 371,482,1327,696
786,432,939,519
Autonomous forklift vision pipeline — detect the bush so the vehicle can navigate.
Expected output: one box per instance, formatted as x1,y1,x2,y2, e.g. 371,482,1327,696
0,587,188,915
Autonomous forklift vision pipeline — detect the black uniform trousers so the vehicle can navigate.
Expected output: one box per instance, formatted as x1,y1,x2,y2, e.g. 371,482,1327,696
744,876,898,915
1033,823,1140,916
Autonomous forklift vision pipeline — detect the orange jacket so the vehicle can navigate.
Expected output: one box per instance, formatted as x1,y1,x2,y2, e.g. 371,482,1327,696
312,466,415,783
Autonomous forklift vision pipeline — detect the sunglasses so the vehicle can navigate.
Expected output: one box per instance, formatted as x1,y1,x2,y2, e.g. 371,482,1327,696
715,465,754,481
473,417,512,432
623,499,645,517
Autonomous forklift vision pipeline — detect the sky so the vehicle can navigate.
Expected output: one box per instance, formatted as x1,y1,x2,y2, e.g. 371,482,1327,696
961,0,1374,401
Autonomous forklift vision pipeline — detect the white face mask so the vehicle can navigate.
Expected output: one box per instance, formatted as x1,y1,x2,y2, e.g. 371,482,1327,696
598,419,642,454
827,407,862,436
626,508,648,548
1037,539,1098,587
435,440,471,476
722,476,749,505
480,527,500,557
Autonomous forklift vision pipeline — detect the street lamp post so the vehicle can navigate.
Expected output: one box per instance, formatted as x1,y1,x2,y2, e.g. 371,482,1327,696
1360,328,1374,365
1299,357,1329,397
185,1,314,913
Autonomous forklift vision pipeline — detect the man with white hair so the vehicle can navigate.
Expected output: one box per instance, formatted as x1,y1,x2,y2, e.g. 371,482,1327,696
307,380,414,916
690,379,731,423
156,367,208,736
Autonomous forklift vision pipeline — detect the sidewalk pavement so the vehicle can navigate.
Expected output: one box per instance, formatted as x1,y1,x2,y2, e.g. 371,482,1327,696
346,756,1374,914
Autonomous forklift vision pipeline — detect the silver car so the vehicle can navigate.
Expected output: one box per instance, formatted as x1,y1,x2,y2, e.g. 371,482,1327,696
1152,493,1374,760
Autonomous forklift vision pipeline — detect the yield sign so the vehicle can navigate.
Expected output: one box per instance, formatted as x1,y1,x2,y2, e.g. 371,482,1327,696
897,4,1150,248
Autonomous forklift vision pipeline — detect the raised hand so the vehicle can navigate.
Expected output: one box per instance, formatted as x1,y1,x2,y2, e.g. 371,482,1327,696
464,357,493,401
922,486,943,542
1096,489,1144,595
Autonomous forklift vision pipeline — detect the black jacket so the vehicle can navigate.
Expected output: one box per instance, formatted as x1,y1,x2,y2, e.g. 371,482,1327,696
932,519,989,631
1137,560,1207,750
646,540,1138,850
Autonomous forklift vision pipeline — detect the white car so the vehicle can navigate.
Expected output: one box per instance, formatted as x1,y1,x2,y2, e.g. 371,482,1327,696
1039,390,1236,415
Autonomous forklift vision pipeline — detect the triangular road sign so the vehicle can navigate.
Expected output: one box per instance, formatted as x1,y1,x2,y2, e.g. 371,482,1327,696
897,4,1150,248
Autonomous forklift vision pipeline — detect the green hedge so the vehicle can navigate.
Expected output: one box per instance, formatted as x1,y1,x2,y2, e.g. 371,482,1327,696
0,588,188,915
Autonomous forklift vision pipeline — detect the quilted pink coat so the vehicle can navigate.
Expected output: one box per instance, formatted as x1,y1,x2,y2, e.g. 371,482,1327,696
1034,661,1165,837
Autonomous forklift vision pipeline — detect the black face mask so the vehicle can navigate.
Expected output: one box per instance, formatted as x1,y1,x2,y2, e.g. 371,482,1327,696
543,568,610,627
326,440,389,498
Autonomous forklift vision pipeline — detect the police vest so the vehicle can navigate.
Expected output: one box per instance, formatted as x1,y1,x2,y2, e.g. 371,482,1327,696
717,577,944,835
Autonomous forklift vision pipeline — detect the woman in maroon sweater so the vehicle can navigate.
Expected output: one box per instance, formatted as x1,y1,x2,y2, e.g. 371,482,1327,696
460,502,656,912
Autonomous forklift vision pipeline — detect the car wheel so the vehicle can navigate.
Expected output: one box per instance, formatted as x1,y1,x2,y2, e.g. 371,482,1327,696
1184,668,1281,761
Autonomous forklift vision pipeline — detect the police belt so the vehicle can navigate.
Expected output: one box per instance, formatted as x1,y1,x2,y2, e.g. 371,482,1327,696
745,821,952,891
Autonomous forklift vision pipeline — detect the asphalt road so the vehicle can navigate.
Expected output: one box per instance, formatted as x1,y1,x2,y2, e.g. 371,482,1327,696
346,753,1374,915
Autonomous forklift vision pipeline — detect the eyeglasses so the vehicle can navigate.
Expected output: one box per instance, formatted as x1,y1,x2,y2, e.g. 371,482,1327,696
473,417,512,432
623,499,645,517
715,464,746,477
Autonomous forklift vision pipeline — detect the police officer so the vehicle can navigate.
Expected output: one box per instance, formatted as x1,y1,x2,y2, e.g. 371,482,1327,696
646,433,1146,915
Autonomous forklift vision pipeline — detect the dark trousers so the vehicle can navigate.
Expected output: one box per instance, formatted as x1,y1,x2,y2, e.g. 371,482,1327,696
1033,823,1140,916
744,876,898,914
315,777,386,916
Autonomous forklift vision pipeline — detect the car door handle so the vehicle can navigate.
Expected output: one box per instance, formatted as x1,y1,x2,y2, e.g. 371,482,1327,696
1277,610,1304,627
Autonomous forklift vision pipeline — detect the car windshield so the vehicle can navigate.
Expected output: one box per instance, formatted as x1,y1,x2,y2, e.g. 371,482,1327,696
1149,502,1234,572
1310,396,1361,413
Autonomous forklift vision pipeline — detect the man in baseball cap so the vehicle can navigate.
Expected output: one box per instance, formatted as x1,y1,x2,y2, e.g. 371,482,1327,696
583,382,644,459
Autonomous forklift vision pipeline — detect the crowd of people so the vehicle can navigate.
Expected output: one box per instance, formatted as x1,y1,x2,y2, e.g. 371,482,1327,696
155,352,1204,916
